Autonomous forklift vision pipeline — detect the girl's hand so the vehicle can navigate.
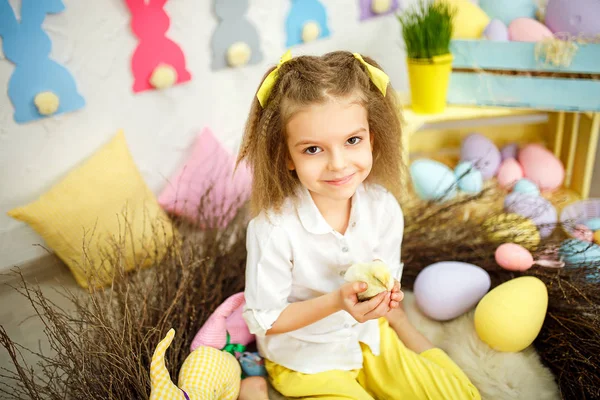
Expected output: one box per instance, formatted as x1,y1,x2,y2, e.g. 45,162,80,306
390,280,404,309
337,282,391,323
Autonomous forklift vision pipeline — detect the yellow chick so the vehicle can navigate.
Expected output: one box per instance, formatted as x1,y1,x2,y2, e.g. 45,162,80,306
344,260,394,301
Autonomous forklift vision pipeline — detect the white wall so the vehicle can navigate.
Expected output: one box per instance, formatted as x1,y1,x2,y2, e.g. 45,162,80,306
0,0,411,269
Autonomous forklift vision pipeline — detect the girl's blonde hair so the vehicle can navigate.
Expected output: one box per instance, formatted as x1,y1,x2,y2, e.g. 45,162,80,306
237,50,403,216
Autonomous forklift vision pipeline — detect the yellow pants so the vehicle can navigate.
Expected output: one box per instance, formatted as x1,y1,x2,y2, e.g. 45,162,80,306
266,319,481,400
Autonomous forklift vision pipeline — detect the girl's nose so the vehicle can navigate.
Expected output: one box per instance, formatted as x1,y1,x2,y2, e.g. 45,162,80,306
328,148,347,171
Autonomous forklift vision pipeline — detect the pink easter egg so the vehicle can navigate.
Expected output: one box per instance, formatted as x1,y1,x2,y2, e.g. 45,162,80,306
497,158,524,188
508,18,554,42
573,224,594,242
495,243,534,271
518,144,565,191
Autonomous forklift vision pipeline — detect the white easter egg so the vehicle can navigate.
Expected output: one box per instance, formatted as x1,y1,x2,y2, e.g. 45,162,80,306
410,159,457,201
414,261,491,321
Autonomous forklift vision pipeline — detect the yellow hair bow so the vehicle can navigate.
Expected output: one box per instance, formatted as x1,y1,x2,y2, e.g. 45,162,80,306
255,51,390,107
353,53,389,97
256,50,293,107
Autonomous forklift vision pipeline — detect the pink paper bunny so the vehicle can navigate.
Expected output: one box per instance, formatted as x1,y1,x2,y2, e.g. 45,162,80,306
191,292,255,352
125,0,191,93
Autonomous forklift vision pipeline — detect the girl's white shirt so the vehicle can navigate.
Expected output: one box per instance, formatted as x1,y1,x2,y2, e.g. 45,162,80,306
242,183,404,374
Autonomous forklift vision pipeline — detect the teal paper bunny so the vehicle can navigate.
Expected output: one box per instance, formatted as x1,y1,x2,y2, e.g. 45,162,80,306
0,0,85,124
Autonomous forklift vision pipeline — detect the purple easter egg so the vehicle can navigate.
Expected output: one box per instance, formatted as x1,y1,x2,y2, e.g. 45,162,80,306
500,143,519,161
504,192,557,238
484,19,509,41
545,0,600,38
460,133,501,179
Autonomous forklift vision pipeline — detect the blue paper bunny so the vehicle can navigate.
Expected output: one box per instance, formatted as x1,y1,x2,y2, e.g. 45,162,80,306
0,0,85,124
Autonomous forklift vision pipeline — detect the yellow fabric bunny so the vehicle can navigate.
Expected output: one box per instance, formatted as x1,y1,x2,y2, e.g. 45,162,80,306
150,329,241,400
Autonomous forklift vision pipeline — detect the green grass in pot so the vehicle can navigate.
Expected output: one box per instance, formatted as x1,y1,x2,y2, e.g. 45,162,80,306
398,1,455,60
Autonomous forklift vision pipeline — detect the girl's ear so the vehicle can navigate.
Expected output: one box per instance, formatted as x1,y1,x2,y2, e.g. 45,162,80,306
287,157,295,171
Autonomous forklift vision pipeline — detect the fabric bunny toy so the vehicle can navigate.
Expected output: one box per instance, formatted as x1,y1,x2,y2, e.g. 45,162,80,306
150,329,269,400
191,292,254,353
0,0,85,123
124,0,191,92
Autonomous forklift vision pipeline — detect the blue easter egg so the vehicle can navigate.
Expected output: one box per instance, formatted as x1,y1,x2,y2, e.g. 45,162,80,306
410,159,457,201
559,239,600,264
584,217,600,231
454,161,483,194
513,178,540,196
479,0,537,26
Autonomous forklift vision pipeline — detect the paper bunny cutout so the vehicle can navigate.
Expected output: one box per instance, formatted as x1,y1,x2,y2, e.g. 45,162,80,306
191,292,254,352
210,0,263,70
0,0,85,124
124,0,191,93
285,0,331,47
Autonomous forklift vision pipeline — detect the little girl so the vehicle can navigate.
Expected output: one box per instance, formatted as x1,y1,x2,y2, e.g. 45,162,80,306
237,50,480,399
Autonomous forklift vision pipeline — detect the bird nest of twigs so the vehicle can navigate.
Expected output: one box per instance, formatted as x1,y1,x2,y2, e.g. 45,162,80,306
1,190,599,399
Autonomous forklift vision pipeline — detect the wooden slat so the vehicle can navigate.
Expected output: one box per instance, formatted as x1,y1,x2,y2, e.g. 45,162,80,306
447,73,600,112
451,41,600,74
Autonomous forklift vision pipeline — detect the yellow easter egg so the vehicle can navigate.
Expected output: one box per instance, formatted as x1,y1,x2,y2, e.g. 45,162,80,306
474,276,547,352
482,213,540,251
439,0,491,39
594,230,600,245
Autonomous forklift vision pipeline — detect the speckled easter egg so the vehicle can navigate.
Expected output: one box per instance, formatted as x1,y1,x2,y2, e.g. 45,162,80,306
504,192,557,238
479,0,537,25
518,144,565,191
460,133,501,179
483,213,540,250
497,158,524,189
545,0,600,38
508,18,554,42
559,239,600,264
414,261,491,321
484,19,509,41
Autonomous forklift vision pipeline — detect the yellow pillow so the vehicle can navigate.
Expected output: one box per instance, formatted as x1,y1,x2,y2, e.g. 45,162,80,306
8,130,175,288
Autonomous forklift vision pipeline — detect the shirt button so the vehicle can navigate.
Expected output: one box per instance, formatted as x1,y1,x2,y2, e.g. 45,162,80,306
352,222,356,227
342,246,349,252
339,271,345,277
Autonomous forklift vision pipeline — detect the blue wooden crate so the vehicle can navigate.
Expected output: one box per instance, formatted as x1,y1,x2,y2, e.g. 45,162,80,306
447,40,600,112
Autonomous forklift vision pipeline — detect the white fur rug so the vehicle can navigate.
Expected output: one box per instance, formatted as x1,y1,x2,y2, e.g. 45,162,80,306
269,292,560,400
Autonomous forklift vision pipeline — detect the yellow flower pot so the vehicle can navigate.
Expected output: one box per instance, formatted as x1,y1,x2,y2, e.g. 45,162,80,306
407,53,453,114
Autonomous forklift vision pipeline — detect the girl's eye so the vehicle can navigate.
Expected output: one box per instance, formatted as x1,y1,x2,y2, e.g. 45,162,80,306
304,146,322,155
347,136,362,145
